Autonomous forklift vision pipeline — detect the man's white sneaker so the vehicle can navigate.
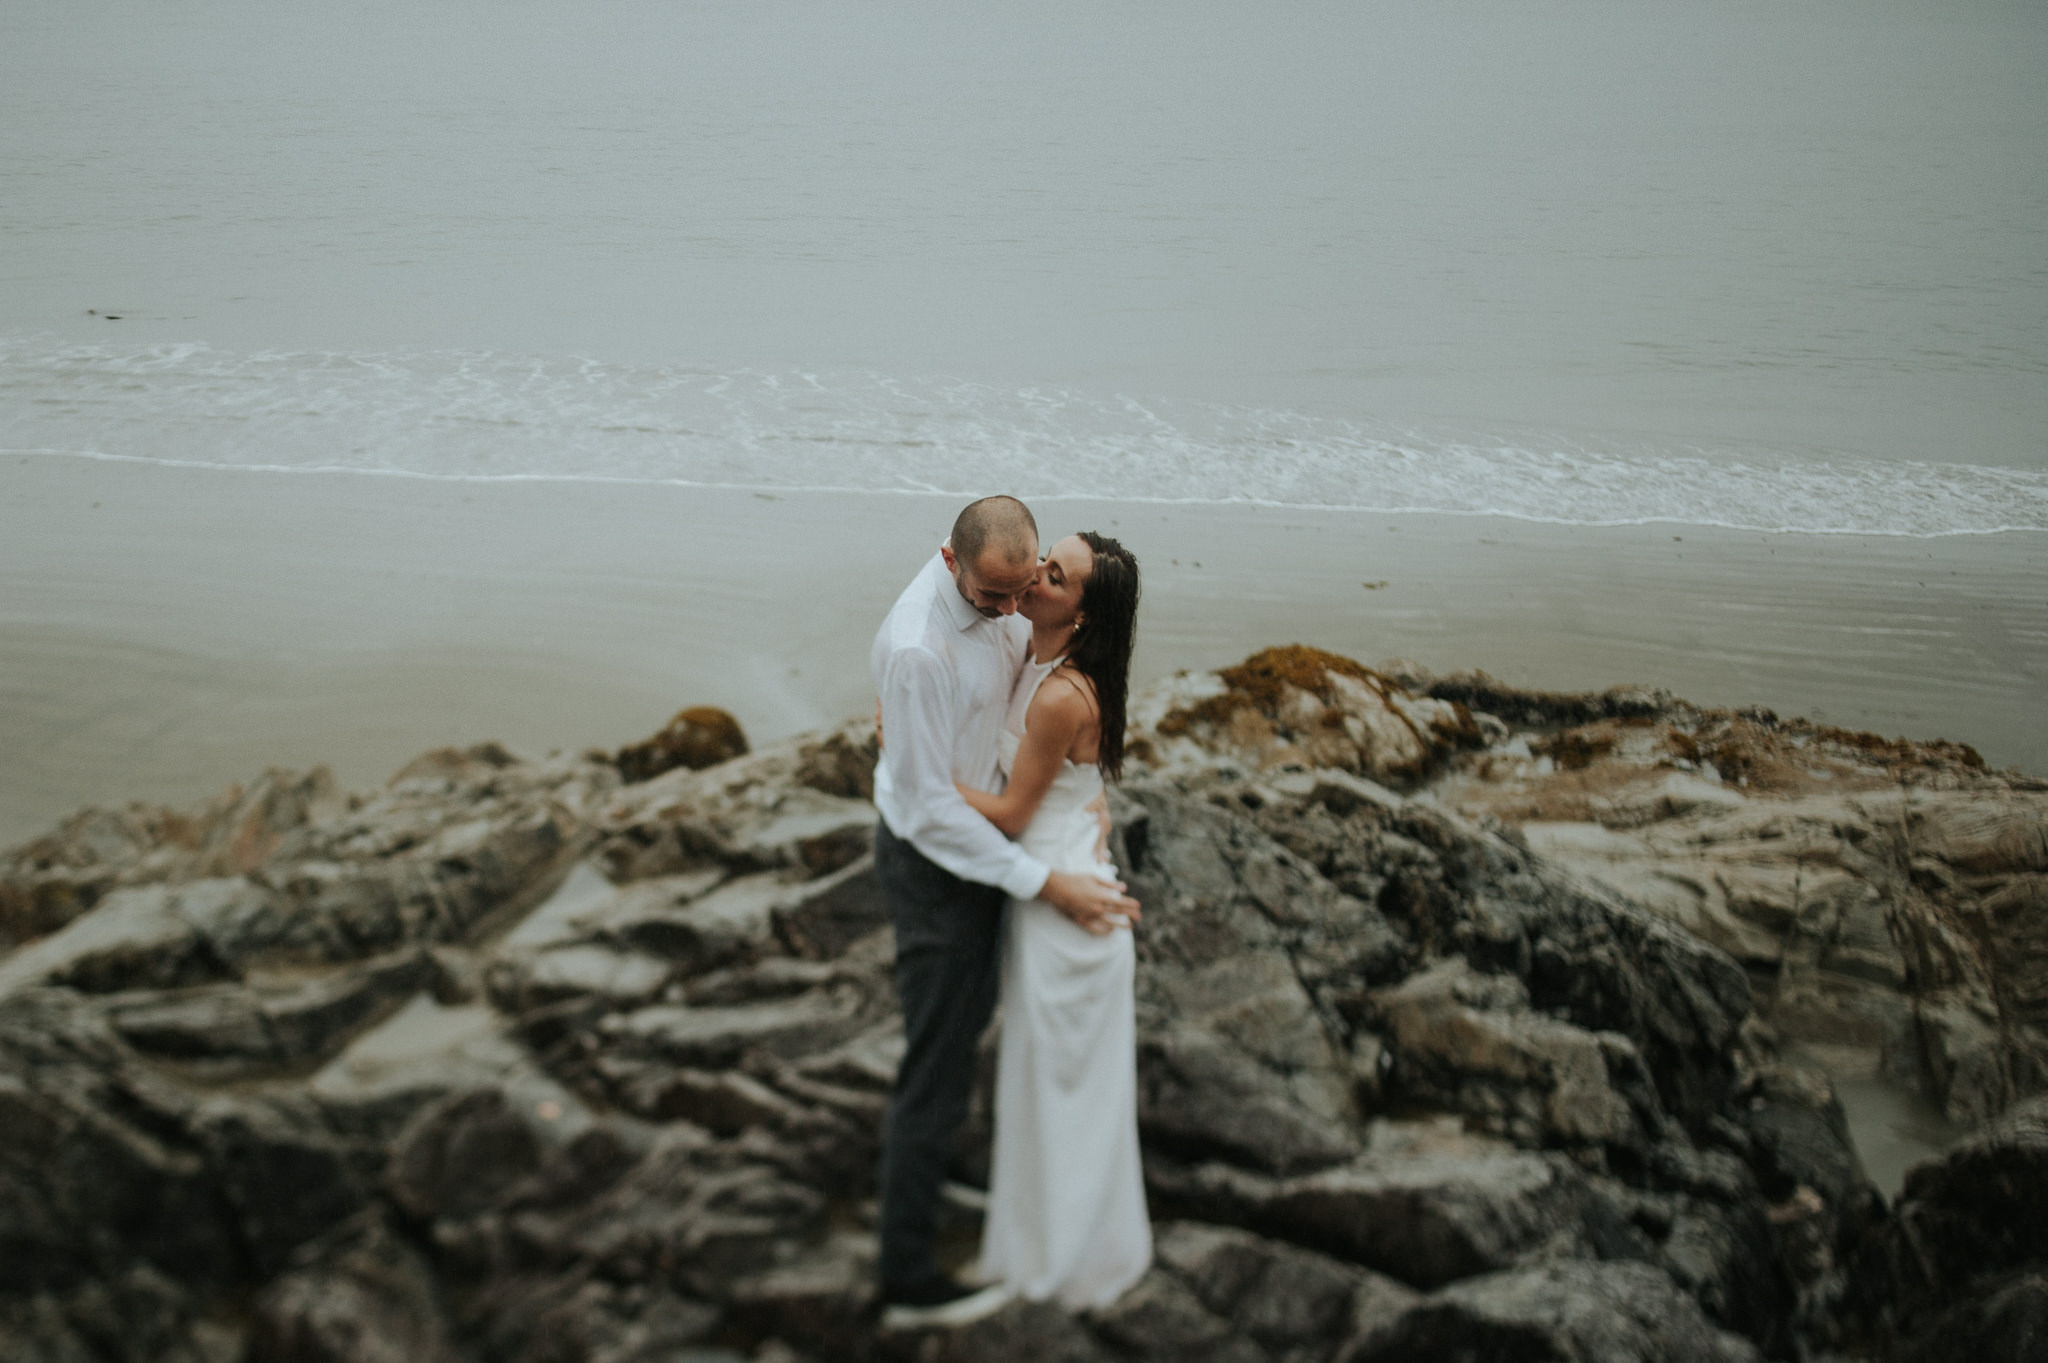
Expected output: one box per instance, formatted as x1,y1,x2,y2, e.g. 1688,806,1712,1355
879,1279,1013,1330
940,1179,991,1213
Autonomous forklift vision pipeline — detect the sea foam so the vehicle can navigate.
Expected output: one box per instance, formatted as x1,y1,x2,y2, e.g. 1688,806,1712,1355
5,335,2044,538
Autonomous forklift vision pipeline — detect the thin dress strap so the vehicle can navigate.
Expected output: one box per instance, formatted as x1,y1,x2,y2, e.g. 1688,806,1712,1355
1005,654,1062,741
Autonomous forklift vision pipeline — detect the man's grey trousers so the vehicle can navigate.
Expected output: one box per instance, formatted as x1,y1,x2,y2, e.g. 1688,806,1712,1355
873,819,1006,1289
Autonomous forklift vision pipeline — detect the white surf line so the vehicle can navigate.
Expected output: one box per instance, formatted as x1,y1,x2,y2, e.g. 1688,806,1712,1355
6,446,2045,540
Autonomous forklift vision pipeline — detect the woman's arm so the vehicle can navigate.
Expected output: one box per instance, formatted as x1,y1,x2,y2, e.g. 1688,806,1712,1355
955,677,1092,836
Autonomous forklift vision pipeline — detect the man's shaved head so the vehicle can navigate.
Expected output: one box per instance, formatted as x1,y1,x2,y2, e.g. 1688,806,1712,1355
951,496,1038,571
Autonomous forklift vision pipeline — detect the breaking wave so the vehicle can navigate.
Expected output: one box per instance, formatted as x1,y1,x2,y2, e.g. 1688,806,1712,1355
5,336,2044,537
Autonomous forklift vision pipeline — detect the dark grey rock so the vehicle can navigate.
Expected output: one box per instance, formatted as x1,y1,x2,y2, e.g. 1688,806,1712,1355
583,870,790,977
1898,1094,2048,1273
795,1023,905,1092
1087,1269,1263,1362
1345,1260,1762,1363
488,942,672,1012
1737,1062,1869,1210
247,1215,455,1363
461,1271,722,1363
1895,1271,2048,1363
773,854,887,960
105,984,274,1062
0,768,341,952
601,993,866,1070
1149,1220,1369,1350
1146,1142,1613,1290
196,1093,367,1276
0,990,242,1293
1650,1197,1788,1346
599,1063,807,1134
269,861,414,959
1369,959,1658,1151
728,793,876,877
387,1087,546,1224
1857,1095,2048,1348
593,739,878,883
0,1263,243,1363
262,949,435,1058
0,1294,99,1363
304,994,563,1148
723,1231,874,1360
902,1298,1116,1363
687,955,845,1007
2,706,1937,1361
1138,1025,1357,1175
436,1124,828,1293
0,879,267,997
101,949,429,1070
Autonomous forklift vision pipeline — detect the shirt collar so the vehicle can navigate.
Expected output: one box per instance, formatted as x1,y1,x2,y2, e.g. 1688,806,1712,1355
933,545,988,633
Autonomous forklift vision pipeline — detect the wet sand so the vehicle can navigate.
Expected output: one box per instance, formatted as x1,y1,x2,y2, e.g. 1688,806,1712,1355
4,451,2044,846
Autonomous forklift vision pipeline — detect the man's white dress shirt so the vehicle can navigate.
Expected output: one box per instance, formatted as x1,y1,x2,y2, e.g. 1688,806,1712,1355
871,548,1050,902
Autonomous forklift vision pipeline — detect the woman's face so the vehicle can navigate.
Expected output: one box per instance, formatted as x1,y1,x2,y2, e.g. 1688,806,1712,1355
1021,534,1093,628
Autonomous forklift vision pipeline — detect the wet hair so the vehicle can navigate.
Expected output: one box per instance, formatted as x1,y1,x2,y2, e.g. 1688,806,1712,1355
951,495,1038,569
1066,531,1141,781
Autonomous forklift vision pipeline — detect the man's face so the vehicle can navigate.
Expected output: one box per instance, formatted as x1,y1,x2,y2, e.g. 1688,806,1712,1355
941,543,1037,618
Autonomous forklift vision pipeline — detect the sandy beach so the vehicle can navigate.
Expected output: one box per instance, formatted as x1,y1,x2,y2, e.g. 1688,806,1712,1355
4,451,2042,846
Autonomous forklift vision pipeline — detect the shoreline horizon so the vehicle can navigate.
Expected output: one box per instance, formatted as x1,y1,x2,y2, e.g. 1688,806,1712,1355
14,442,2048,542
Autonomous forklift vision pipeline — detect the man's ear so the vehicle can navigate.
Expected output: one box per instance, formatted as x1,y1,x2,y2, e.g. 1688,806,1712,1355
939,544,959,574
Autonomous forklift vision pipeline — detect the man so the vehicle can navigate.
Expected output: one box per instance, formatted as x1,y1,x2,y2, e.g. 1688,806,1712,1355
870,495,1141,1328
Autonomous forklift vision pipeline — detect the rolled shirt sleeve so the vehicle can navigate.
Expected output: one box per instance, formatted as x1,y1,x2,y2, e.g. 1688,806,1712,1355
877,646,1050,903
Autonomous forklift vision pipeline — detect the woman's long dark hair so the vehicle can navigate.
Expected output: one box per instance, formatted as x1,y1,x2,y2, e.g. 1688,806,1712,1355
1066,531,1141,781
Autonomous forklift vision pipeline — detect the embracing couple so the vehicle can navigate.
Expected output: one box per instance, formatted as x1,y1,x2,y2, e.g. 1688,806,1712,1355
870,495,1149,1329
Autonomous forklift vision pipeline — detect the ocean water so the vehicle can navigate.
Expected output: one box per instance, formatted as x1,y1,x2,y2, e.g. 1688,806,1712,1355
3,0,2046,535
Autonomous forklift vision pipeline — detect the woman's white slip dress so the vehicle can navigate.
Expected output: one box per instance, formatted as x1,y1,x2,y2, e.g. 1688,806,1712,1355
974,658,1151,1308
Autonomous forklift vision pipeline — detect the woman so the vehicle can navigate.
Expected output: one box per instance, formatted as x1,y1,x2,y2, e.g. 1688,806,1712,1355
956,530,1149,1309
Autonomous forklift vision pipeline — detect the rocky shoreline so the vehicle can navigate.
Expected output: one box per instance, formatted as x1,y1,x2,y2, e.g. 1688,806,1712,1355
2,648,2042,1361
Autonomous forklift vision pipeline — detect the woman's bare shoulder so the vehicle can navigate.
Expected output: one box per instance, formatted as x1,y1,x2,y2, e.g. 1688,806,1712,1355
1047,663,1098,709
1027,666,1096,727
